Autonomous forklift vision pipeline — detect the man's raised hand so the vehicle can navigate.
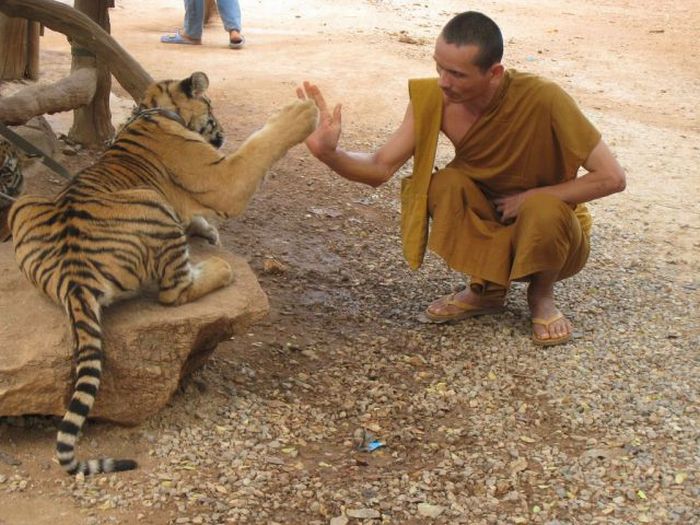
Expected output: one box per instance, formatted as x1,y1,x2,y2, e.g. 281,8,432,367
296,81,342,160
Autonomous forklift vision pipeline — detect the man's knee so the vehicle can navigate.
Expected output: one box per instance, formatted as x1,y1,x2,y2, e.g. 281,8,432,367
512,193,587,279
515,193,580,251
518,193,572,230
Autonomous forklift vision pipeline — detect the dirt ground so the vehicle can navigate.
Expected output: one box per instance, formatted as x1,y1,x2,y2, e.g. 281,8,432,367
1,0,698,524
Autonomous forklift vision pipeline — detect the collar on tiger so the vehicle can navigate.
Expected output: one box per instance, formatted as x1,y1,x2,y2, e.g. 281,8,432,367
110,107,188,147
132,107,187,127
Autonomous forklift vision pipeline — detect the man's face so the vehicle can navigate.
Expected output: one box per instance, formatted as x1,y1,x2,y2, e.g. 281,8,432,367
433,36,498,103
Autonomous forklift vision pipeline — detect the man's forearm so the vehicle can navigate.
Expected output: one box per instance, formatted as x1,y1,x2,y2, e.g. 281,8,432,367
317,149,392,188
536,169,626,205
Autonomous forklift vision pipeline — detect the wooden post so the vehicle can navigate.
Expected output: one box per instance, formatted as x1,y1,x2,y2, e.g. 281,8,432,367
69,0,114,146
0,14,40,80
26,19,40,80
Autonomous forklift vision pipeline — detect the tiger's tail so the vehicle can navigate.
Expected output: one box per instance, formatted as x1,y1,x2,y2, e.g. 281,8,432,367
56,286,137,475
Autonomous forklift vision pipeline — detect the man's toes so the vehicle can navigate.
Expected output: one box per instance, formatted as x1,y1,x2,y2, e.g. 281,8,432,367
428,300,449,316
552,318,572,338
537,325,551,340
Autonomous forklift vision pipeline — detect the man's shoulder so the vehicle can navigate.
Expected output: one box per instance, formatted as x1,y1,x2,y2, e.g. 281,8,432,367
408,77,439,90
506,69,570,106
508,69,548,83
508,69,560,92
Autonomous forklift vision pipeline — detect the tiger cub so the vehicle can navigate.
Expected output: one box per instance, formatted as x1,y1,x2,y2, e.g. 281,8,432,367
8,71,318,475
0,136,24,241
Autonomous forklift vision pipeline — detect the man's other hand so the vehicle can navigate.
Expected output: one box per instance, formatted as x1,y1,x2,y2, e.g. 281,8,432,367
494,190,534,222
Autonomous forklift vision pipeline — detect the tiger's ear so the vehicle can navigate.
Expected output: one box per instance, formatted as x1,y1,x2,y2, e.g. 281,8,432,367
180,72,210,98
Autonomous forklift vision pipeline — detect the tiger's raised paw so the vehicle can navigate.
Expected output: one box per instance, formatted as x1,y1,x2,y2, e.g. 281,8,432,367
267,99,319,148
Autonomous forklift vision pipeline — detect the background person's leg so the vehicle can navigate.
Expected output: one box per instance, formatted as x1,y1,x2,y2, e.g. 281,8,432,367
217,0,244,46
183,0,206,40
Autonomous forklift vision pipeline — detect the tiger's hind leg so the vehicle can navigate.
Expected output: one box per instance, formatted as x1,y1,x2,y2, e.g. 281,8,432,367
102,188,232,306
158,247,233,307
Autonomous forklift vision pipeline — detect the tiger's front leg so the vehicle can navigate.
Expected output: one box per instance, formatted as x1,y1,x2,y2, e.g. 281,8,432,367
203,100,318,217
187,216,221,246
159,100,318,219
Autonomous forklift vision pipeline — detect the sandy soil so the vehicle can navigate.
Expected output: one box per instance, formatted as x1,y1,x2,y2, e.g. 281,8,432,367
1,0,698,524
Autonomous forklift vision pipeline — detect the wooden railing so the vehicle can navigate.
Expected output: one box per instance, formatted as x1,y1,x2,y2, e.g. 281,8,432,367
0,0,153,145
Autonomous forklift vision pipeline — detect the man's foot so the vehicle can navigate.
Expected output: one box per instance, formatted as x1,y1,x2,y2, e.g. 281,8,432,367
160,31,202,45
229,30,245,49
527,289,572,346
425,288,505,323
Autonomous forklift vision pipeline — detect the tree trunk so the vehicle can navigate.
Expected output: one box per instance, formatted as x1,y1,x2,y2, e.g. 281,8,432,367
0,14,40,80
69,0,113,145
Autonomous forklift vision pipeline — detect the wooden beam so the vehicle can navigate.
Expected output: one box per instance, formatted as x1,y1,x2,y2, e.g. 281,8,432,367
0,0,152,102
0,68,97,126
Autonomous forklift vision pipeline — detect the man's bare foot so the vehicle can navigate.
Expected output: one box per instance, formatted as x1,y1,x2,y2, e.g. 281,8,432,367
425,287,505,322
527,285,572,344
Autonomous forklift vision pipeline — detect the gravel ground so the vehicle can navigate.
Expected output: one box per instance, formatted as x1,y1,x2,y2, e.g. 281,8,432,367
2,161,696,524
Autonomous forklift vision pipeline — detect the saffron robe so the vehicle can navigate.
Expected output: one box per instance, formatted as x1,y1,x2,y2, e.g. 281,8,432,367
401,71,601,286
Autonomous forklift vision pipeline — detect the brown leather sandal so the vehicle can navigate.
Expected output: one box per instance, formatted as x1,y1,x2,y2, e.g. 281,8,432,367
425,292,505,323
531,313,572,346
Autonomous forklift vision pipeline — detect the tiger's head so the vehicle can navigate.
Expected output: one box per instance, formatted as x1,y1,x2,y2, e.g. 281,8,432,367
0,137,24,207
0,136,24,241
138,71,225,148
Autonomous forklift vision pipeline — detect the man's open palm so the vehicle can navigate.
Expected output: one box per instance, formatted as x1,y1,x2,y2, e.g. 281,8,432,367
296,81,342,159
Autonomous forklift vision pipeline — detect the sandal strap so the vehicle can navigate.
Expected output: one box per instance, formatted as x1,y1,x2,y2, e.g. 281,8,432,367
531,313,565,327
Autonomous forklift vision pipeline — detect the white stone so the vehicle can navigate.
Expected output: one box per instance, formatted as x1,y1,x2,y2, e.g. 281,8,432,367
417,503,446,518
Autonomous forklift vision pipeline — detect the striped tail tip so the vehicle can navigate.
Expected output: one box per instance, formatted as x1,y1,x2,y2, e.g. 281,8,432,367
112,459,138,472
62,457,138,476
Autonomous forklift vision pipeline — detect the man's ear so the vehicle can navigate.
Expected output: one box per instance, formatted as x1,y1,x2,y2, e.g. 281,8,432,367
489,63,505,80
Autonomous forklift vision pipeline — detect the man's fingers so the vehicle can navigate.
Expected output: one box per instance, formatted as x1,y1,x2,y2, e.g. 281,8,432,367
304,82,330,113
296,87,305,100
333,104,342,124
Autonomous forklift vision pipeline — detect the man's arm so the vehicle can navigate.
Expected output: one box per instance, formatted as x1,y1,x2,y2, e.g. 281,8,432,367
495,139,626,221
297,82,415,188
538,139,626,203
